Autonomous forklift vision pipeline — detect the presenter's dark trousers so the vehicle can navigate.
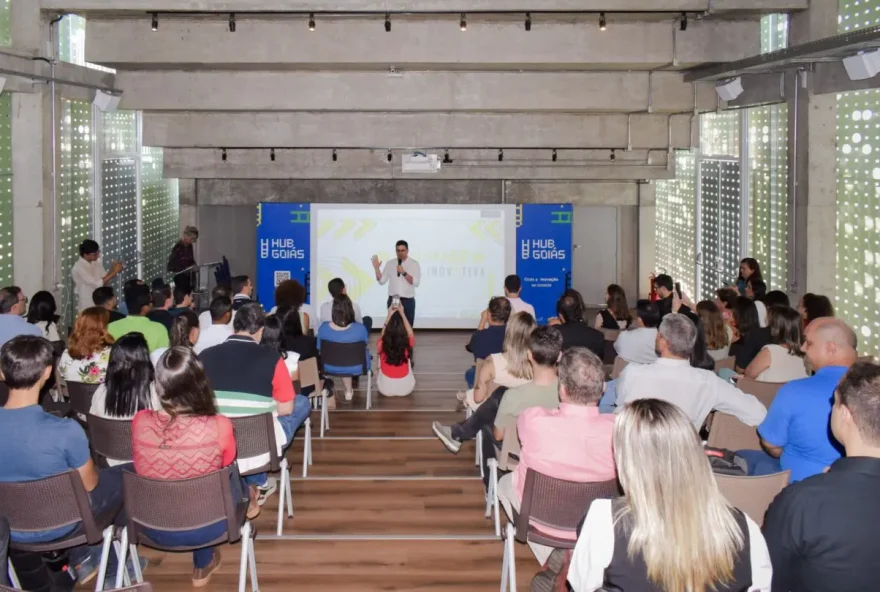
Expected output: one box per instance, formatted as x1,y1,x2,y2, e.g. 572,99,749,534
386,296,416,328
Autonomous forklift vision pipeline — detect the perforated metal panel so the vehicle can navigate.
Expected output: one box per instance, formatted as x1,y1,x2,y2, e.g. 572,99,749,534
836,89,880,355
102,111,138,156
60,100,95,326
0,93,11,287
58,14,86,65
100,158,138,293
655,151,696,297
0,0,10,47
701,112,740,158
141,147,180,284
760,14,789,54
840,0,880,33
699,159,742,299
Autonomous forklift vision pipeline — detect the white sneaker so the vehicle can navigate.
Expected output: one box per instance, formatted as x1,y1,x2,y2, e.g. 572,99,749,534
344,390,354,401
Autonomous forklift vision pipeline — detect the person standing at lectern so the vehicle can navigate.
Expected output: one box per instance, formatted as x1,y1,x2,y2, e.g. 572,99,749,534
167,226,199,292
372,240,420,328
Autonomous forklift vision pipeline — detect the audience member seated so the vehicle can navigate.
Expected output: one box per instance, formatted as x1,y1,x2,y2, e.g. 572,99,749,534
614,313,767,429
613,300,660,365
118,278,145,316
262,314,300,382
72,239,123,313
272,279,312,333
231,274,255,312
0,287,41,347
697,300,731,362
459,311,536,410
746,277,769,327
59,307,114,385
739,318,857,481
594,284,632,330
553,292,604,357
690,319,719,372
277,306,334,408
798,292,834,327
132,346,259,588
730,296,768,372
194,296,234,354
653,273,695,320
108,283,170,353
569,398,771,592
503,274,535,319
92,286,126,323
763,361,880,592
377,305,416,397
200,303,311,504
26,291,61,342
198,283,232,332
497,347,615,574
0,336,128,586
735,257,763,295
169,284,194,316
715,287,739,325
743,305,807,382
464,296,512,388
318,278,371,331
146,285,175,331
317,295,371,402
432,326,562,459
151,309,200,365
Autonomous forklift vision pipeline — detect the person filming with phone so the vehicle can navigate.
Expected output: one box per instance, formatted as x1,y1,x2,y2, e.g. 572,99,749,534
653,273,697,322
371,239,421,328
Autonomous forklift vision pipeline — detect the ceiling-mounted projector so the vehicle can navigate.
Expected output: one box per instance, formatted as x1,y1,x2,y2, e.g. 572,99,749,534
401,152,441,173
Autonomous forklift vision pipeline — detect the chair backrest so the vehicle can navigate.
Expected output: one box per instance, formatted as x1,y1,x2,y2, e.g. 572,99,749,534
707,412,761,451
0,381,7,406
320,340,368,375
736,378,785,408
50,340,66,358
298,357,320,391
599,328,620,342
123,466,241,546
0,471,103,545
229,413,280,476
611,357,629,380
496,422,521,472
516,469,620,542
714,356,736,373
715,470,791,527
67,382,100,420
87,414,134,464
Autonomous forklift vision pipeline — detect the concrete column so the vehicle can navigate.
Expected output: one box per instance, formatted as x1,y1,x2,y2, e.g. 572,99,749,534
788,0,837,299
10,0,43,55
638,182,656,298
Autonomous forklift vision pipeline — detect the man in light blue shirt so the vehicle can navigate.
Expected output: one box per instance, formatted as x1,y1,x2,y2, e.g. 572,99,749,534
744,317,857,481
0,287,41,347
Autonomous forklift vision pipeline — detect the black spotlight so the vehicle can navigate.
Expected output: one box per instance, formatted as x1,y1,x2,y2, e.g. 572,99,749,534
387,151,393,162
460,13,467,32
221,148,227,162
309,13,316,31
270,148,276,162
443,150,452,164
680,12,688,31
552,149,557,162
229,13,236,32
151,12,158,31
332,149,338,162
599,12,606,31
525,12,531,31
610,149,616,161
385,13,391,32
498,149,504,162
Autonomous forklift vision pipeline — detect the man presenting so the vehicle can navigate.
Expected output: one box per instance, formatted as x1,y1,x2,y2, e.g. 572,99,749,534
372,240,420,327
71,239,123,313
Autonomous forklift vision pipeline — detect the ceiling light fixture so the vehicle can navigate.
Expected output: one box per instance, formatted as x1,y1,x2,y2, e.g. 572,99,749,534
385,13,391,32
309,13,316,31
552,149,557,162
443,150,452,164
221,148,227,162
151,12,158,31
610,149,616,161
599,12,607,31
525,13,531,31
332,149,338,162
680,12,688,31
270,148,275,161
498,149,504,162
460,13,467,32
387,150,393,162
228,13,236,32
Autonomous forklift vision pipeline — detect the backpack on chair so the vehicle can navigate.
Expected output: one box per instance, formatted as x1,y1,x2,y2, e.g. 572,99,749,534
705,446,748,476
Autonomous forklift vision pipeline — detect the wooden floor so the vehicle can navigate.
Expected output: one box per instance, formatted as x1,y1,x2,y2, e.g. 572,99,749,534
136,331,539,591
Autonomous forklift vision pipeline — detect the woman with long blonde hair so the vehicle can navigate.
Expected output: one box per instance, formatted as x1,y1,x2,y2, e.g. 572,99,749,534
569,399,772,592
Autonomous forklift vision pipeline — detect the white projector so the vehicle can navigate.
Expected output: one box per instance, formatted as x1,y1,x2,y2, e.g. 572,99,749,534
401,152,441,174
843,50,880,81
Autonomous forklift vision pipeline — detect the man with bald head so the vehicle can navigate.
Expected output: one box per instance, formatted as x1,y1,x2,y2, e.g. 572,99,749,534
740,317,858,480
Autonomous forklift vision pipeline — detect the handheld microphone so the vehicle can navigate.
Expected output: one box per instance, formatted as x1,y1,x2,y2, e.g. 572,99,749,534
397,258,403,277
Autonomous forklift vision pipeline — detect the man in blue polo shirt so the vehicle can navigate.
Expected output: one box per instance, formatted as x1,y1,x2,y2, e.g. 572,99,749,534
464,296,511,388
741,317,857,481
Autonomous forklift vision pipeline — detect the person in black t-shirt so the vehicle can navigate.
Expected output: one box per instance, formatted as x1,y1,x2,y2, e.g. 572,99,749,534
553,292,604,357
92,286,126,323
464,297,511,388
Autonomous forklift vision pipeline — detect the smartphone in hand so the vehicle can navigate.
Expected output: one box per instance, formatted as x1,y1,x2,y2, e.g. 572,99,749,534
674,282,682,298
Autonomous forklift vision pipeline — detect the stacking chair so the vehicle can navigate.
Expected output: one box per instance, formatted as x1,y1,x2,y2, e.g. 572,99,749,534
299,357,329,438
736,378,785,408
610,357,629,380
0,470,135,592
121,466,258,592
707,412,761,452
230,414,295,536
320,340,372,409
1,586,153,592
500,470,620,592
67,382,100,425
486,423,521,537
468,375,496,479
87,415,134,468
715,470,791,527
714,356,736,374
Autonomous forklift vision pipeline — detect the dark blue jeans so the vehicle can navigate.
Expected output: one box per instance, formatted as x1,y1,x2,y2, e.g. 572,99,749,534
465,366,476,389
386,296,415,328
737,449,783,476
243,395,310,487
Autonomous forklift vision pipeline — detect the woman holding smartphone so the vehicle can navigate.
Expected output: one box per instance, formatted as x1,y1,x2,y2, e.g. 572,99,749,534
377,304,416,397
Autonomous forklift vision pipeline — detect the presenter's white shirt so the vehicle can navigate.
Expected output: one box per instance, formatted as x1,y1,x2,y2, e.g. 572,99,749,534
71,257,107,312
506,297,535,319
318,300,363,327
379,257,421,299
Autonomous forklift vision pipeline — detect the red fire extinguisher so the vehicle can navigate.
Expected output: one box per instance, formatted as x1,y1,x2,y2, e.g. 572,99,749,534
649,273,659,302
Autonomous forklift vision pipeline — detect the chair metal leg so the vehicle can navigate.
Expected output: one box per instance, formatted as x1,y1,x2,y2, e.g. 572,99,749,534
94,526,114,591
485,458,496,519
488,459,501,537
8,559,21,589
238,522,250,592
476,429,484,473
320,392,328,438
114,527,130,589
129,543,144,583
247,534,259,592
505,524,517,592
277,458,292,536
366,370,372,410
500,526,509,592
302,418,311,478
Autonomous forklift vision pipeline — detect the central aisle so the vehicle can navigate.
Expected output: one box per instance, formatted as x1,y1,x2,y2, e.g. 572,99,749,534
139,331,537,591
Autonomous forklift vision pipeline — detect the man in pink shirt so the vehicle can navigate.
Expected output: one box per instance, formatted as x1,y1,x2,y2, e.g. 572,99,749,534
496,346,616,568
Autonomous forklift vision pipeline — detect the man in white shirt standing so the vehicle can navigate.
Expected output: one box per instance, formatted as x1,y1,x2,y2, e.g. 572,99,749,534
194,296,234,354
614,312,767,429
71,240,123,313
372,239,420,327
503,275,536,319
318,278,371,331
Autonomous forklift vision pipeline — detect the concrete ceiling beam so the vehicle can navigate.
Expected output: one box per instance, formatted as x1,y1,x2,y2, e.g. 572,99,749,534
142,112,695,149
116,70,717,113
84,17,758,70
